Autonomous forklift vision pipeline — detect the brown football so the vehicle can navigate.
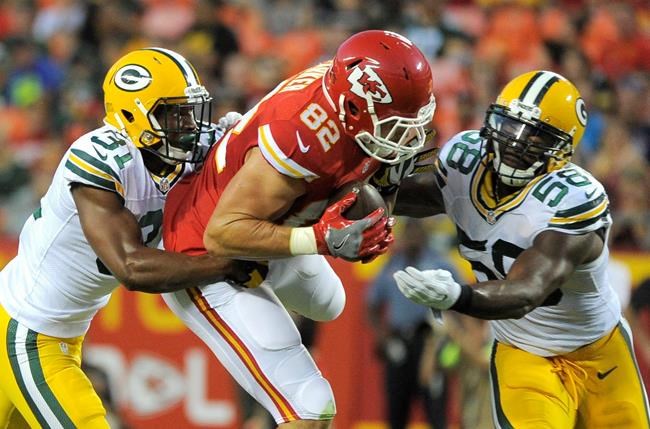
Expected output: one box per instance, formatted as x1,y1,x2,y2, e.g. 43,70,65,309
328,182,388,220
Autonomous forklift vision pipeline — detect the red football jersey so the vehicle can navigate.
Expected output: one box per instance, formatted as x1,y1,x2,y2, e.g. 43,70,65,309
163,62,381,255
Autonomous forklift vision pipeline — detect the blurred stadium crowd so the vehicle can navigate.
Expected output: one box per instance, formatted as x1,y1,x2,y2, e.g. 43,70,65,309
0,0,648,248
0,0,648,427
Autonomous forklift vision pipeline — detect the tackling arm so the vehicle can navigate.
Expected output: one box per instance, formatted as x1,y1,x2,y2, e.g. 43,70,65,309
458,230,603,319
72,184,244,293
393,171,445,217
396,230,604,319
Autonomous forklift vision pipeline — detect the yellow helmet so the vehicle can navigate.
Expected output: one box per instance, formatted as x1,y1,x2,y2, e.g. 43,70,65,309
103,47,213,164
480,70,588,187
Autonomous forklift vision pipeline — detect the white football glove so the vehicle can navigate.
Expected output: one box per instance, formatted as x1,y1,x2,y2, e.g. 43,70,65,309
197,112,243,158
393,266,461,310
217,111,242,132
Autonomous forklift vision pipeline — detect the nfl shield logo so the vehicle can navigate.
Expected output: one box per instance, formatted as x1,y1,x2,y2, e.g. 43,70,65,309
160,178,170,193
486,210,497,225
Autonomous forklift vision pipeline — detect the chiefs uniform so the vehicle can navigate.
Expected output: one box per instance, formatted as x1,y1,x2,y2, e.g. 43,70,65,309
161,29,437,425
163,61,381,253
436,130,649,428
161,62,381,424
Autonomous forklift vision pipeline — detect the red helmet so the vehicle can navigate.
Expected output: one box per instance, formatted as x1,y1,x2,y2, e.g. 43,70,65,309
324,30,436,164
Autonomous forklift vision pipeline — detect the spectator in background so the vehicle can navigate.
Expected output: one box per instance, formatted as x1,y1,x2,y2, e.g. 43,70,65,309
2,37,63,108
427,314,493,429
367,218,454,429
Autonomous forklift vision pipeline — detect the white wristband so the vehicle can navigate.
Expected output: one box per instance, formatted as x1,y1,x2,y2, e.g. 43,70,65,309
289,227,318,255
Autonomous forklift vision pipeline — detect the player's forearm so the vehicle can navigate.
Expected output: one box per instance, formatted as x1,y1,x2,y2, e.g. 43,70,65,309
204,217,296,259
118,249,233,293
393,172,444,217
453,279,546,320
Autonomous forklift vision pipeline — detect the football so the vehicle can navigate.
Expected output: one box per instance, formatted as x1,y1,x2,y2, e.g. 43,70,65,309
329,182,388,220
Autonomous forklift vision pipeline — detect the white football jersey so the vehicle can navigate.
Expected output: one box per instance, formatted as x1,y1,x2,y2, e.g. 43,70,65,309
0,125,192,338
437,130,619,356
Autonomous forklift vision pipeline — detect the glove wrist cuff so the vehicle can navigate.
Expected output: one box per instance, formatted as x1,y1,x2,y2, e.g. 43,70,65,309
450,284,474,312
289,227,318,255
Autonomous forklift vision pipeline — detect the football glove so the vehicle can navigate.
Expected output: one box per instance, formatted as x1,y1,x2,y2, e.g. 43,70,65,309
228,260,269,288
217,111,243,132
313,191,393,262
370,132,437,193
393,266,461,310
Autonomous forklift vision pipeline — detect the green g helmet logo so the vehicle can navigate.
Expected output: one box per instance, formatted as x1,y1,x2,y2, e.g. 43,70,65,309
114,64,152,92
575,97,587,127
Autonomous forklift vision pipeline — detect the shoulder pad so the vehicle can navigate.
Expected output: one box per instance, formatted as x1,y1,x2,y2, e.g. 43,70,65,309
542,165,611,234
63,127,134,197
257,120,321,181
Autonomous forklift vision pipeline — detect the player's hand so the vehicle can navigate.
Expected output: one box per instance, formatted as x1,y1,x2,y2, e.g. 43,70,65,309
370,133,437,193
226,260,269,288
393,266,461,310
197,112,243,159
217,111,242,131
361,216,395,264
313,191,393,262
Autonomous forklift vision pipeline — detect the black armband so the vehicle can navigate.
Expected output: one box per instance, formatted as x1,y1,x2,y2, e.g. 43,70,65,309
450,284,474,313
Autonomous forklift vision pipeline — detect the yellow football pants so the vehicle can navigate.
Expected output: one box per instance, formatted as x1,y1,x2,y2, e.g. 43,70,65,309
490,321,650,428
0,304,109,428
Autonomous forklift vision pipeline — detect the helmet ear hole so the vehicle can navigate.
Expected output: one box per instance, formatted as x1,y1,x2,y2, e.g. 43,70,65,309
121,110,135,123
347,100,360,118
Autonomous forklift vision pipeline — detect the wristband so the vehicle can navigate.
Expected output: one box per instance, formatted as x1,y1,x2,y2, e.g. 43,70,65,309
450,284,474,312
289,227,318,255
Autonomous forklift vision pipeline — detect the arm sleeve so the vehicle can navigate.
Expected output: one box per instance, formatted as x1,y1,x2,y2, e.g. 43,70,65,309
546,183,612,235
257,120,321,182
62,137,129,199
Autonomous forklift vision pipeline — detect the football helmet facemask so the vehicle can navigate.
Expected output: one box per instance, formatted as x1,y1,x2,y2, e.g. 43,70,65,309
481,70,588,187
103,47,213,164
324,30,436,164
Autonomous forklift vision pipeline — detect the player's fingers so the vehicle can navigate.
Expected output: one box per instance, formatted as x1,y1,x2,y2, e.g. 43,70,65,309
334,191,358,213
404,266,426,281
362,207,386,226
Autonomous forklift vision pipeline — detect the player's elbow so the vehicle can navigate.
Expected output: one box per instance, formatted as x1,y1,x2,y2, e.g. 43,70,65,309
203,224,229,257
115,268,142,292
115,257,159,293
116,265,148,292
510,288,546,318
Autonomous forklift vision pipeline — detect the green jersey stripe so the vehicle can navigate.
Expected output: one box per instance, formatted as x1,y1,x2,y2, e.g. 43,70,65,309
6,320,51,428
554,193,606,218
549,209,610,230
25,330,76,428
65,161,117,193
70,149,121,183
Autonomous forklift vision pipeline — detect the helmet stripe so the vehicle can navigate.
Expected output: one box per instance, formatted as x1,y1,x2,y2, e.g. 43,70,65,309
520,71,560,106
518,71,544,100
145,47,200,87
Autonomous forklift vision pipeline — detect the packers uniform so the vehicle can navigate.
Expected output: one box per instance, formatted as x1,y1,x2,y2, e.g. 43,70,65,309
0,124,191,428
436,130,650,428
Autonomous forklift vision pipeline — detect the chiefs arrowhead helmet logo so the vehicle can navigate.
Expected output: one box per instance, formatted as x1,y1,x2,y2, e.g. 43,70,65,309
347,64,392,104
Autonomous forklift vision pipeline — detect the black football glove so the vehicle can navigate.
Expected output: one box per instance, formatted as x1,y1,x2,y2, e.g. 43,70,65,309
370,144,438,194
